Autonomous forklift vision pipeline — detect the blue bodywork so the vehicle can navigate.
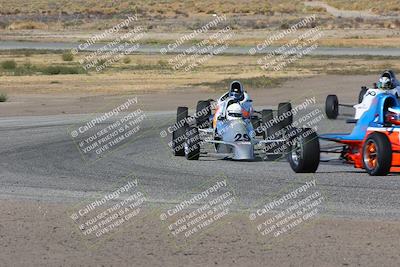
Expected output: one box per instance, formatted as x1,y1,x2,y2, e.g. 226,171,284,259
320,93,400,142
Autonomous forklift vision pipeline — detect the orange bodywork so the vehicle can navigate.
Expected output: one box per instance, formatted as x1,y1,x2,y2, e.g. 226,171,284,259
345,130,400,171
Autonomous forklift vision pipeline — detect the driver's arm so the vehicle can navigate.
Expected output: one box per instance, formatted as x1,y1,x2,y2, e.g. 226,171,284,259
240,92,253,118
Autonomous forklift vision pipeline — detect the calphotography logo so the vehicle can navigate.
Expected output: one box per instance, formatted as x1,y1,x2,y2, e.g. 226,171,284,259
249,179,326,243
69,97,149,162
67,176,147,247
248,15,324,71
159,176,237,245
72,15,147,72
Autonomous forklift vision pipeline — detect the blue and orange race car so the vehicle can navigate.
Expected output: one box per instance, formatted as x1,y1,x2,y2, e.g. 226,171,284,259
288,93,400,176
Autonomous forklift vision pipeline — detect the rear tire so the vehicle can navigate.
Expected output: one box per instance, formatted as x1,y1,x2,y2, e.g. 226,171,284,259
262,109,285,160
184,126,200,160
358,86,368,103
251,116,262,136
362,132,392,176
325,95,339,119
261,109,273,139
288,128,320,173
277,102,293,129
172,107,188,156
196,100,211,129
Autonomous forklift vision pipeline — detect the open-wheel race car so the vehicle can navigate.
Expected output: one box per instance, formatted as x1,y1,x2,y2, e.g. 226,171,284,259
171,98,319,173
325,70,400,120
296,93,400,176
171,98,288,160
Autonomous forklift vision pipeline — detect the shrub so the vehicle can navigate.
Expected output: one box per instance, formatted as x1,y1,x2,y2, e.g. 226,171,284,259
0,93,8,102
1,60,17,70
196,76,282,90
62,52,74,61
280,23,290,29
96,59,107,67
42,65,86,75
15,62,36,75
123,57,131,64
158,59,168,67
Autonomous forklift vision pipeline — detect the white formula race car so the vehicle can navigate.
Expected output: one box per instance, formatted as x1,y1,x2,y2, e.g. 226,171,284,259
170,98,320,173
325,70,400,121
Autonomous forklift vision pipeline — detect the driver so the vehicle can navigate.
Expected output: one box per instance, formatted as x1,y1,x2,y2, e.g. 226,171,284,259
379,76,392,90
213,81,254,137
377,70,400,95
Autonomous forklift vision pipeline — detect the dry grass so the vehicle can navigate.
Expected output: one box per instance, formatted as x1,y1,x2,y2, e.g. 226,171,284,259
1,0,398,18
2,0,398,16
325,0,400,15
316,37,400,48
0,51,399,95
7,21,48,30
0,0,304,16
209,37,400,48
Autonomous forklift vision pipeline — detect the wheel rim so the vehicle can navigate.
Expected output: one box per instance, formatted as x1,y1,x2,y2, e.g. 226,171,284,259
364,140,378,170
291,137,303,166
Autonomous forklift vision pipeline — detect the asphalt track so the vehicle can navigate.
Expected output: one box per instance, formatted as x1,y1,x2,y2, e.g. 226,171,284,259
1,41,400,56
1,104,400,220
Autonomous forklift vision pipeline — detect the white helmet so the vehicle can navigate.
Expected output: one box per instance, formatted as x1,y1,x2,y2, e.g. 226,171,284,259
226,103,243,120
379,76,392,90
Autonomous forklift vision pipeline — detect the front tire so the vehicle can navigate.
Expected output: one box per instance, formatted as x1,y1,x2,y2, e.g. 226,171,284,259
325,95,339,119
196,100,211,129
362,132,392,176
184,126,200,160
358,86,368,103
288,128,320,173
172,107,188,156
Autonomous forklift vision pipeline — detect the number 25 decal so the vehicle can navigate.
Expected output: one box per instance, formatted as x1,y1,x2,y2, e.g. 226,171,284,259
235,133,250,141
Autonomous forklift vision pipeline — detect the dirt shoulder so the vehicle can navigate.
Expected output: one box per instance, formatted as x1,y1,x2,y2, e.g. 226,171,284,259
0,199,398,267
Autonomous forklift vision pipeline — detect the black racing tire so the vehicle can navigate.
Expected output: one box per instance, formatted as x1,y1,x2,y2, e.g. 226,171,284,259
184,126,200,160
172,107,188,156
262,109,285,160
177,106,188,124
358,86,368,103
251,116,262,136
362,132,392,176
277,102,293,129
261,109,273,139
288,128,320,173
325,95,339,119
196,100,211,129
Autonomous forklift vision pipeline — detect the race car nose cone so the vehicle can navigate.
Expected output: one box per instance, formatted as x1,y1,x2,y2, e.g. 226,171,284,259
233,142,254,160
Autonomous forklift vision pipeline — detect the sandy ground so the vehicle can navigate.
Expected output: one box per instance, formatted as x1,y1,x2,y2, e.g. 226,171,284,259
0,199,399,267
